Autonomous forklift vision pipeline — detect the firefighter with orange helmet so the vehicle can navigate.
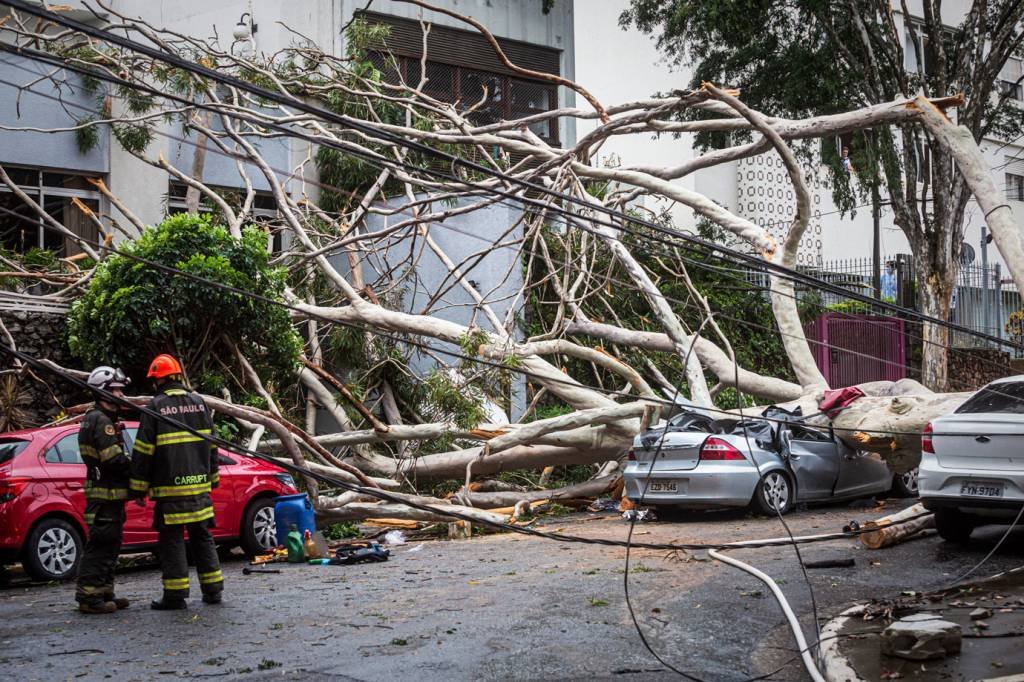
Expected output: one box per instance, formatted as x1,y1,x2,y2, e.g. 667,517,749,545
130,354,223,609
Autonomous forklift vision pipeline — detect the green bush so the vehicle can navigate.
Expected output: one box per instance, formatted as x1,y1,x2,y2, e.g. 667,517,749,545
67,213,301,393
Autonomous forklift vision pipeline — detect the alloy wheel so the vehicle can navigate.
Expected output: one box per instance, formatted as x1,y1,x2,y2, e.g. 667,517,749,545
762,471,790,512
37,526,77,576
253,506,277,550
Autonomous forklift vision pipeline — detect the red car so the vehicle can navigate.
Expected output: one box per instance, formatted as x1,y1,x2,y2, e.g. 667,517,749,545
0,421,297,581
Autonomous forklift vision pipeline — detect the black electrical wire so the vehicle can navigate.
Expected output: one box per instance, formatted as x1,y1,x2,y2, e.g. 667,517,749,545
0,2,1019,355
0,337,933,554
623,316,714,681
0,54,1017,386
0,4,1015,675
7,201,1024,443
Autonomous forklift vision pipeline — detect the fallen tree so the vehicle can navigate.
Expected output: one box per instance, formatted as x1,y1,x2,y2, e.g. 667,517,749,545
0,1,1019,519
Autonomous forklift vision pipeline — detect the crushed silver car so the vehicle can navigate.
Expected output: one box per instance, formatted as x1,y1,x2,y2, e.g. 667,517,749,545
622,408,897,514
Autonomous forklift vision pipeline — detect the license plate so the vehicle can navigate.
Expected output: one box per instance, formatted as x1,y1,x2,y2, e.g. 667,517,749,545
960,481,1004,498
647,480,677,493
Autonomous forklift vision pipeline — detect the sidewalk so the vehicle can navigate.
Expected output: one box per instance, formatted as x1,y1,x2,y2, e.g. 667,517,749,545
820,567,1024,681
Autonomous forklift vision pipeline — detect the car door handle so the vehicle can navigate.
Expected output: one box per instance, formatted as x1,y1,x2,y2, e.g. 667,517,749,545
67,482,83,489
976,436,991,443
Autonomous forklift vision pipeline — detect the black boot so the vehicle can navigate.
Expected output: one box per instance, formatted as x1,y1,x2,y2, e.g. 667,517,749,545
150,597,187,610
201,592,222,605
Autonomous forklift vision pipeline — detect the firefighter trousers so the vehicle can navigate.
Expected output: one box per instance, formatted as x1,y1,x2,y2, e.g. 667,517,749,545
158,521,223,600
75,501,125,605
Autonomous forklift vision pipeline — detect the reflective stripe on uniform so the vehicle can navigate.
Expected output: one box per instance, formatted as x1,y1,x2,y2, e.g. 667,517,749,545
149,482,211,498
198,570,223,585
162,577,189,590
84,485,129,501
79,583,108,594
97,444,123,462
134,440,154,455
155,429,211,447
163,506,214,525
79,444,98,459
209,472,219,484
84,513,96,525
164,389,187,396
129,478,149,492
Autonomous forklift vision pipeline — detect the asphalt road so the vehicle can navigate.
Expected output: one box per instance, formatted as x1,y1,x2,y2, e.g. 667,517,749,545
2,498,1023,681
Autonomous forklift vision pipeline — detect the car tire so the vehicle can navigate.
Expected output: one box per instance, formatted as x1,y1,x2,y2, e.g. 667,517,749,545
934,507,975,544
240,497,277,557
23,518,83,582
752,470,794,516
891,467,920,498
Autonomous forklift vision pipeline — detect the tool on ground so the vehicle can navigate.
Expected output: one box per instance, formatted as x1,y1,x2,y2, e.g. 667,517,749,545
242,567,281,575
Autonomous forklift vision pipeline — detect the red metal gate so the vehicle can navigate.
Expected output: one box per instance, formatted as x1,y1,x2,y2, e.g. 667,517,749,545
804,313,907,387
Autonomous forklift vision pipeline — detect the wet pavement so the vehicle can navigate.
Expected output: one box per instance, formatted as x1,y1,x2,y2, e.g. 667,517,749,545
2,498,1022,681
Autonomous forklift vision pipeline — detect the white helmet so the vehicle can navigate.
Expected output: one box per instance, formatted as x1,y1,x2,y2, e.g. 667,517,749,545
87,366,130,392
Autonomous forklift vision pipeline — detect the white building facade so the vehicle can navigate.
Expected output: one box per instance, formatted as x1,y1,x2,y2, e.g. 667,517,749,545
575,0,1024,275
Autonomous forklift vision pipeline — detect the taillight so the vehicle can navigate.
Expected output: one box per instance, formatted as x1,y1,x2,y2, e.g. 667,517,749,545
0,476,32,502
922,422,934,454
699,437,745,461
627,449,636,461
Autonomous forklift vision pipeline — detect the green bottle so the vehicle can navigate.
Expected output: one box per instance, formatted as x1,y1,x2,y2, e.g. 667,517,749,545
286,524,305,563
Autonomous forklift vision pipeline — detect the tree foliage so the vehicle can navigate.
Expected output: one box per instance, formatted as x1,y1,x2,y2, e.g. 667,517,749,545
67,214,301,393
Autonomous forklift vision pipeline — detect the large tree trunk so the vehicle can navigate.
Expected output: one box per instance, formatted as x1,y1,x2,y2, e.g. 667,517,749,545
914,234,957,392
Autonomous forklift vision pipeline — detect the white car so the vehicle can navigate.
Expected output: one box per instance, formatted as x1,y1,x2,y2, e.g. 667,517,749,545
919,376,1024,542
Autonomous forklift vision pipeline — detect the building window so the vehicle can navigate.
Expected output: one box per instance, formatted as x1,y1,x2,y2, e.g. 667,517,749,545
999,58,1023,101
1007,173,1024,201
0,167,101,256
167,182,282,249
999,80,1023,100
377,56,560,143
360,11,563,144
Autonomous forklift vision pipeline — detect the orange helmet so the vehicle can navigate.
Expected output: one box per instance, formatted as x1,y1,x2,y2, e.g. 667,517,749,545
147,354,183,379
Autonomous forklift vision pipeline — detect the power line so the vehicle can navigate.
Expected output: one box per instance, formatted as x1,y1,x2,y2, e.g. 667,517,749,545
0,3,1018,355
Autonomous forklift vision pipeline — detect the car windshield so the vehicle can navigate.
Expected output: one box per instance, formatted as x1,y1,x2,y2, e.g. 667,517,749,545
955,382,1024,414
0,438,29,464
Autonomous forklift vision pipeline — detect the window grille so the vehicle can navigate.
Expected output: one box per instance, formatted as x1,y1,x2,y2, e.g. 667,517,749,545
0,167,102,255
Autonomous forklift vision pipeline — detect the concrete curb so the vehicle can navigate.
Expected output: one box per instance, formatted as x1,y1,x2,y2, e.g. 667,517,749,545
818,604,869,682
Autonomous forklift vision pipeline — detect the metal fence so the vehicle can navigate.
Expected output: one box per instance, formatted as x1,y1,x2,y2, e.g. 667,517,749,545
799,255,1022,353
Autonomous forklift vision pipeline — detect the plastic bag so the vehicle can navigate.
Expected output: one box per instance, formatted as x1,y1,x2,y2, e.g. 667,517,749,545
383,530,407,546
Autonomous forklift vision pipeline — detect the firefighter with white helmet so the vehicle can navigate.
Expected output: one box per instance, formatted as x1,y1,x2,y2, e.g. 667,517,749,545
75,365,132,614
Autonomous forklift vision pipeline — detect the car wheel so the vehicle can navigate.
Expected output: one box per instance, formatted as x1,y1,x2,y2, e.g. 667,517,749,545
23,518,82,582
752,470,794,516
240,497,277,557
891,467,919,498
934,507,974,544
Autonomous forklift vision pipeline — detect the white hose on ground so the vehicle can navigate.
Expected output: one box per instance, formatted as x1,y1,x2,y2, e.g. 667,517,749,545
708,549,825,682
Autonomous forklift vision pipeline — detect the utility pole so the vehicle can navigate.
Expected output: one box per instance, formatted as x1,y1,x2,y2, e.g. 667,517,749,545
981,225,991,340
872,185,881,300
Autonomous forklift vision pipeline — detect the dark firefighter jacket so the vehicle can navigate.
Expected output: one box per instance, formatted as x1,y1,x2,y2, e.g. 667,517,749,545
129,381,219,526
80,405,130,502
